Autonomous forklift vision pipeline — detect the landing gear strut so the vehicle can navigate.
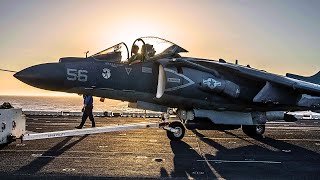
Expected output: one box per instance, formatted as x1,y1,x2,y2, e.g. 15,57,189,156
159,111,186,141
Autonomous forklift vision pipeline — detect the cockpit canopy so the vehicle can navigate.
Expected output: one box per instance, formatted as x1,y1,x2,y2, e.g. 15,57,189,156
91,36,188,63
91,42,129,63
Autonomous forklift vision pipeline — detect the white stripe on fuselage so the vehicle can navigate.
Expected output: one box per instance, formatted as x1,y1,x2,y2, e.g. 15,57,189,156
164,68,195,92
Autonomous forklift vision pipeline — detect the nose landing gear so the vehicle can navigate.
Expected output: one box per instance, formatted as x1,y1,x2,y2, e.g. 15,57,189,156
242,124,265,136
165,121,185,141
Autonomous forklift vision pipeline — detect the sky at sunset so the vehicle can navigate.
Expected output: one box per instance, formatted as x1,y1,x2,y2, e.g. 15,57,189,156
0,0,319,96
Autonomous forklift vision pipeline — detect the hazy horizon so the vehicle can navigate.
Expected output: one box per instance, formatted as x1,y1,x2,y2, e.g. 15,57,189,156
1,0,319,96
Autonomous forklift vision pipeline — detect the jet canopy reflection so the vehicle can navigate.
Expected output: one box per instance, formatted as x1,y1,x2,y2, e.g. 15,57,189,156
91,37,188,63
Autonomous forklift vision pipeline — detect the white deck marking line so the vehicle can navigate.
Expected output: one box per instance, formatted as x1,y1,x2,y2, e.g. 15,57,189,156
201,137,320,141
31,155,114,160
277,139,320,141
267,127,320,130
266,130,320,132
1,149,173,155
267,122,295,124
197,159,282,164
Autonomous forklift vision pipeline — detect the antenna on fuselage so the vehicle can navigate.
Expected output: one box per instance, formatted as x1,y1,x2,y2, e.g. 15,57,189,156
85,51,89,58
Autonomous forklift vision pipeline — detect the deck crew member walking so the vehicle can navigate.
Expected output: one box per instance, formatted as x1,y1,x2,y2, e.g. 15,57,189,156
76,95,96,129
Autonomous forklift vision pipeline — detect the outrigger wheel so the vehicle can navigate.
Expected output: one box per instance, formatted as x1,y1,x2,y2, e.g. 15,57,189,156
242,124,265,136
166,121,185,141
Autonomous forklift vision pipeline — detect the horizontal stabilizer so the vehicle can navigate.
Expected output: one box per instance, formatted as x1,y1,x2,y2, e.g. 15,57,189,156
286,71,320,85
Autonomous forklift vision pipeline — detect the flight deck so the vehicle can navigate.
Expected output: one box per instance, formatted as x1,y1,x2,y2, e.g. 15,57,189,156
0,116,320,179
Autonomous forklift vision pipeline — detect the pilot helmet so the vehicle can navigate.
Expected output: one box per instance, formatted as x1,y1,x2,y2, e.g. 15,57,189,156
142,44,156,57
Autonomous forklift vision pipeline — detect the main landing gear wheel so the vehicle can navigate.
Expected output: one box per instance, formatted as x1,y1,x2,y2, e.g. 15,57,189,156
166,121,185,141
242,124,265,137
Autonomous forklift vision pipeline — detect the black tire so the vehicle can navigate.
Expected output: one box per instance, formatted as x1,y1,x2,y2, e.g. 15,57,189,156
242,124,265,136
166,121,185,141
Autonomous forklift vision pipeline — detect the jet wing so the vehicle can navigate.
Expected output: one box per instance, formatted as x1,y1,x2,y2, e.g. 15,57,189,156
222,63,320,96
159,58,320,106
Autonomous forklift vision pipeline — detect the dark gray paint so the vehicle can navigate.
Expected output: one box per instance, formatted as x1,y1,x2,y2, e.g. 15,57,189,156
13,37,320,116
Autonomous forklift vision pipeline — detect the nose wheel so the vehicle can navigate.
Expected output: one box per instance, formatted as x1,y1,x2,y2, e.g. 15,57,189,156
242,124,265,137
166,121,185,141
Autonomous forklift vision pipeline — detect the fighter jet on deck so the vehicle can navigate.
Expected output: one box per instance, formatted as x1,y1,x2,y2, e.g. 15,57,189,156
13,36,320,140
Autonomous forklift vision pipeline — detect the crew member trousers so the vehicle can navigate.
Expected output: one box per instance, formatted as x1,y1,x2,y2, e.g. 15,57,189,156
79,105,95,128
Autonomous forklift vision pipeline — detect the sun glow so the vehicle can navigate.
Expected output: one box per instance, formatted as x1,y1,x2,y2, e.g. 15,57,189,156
97,19,170,51
1,1,319,96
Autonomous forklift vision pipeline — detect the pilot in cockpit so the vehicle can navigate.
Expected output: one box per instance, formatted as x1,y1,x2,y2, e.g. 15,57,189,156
128,45,143,64
144,44,156,58
128,44,156,65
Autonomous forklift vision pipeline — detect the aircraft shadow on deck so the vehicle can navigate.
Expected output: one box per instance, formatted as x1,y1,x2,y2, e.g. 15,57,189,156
183,130,320,179
15,135,88,175
3,129,319,179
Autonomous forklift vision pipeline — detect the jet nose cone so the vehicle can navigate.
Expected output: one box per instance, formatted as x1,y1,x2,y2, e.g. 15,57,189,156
13,71,23,79
13,69,35,80
14,63,67,91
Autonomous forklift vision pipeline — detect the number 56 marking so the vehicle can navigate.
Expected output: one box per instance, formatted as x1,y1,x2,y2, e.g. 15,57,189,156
67,69,88,82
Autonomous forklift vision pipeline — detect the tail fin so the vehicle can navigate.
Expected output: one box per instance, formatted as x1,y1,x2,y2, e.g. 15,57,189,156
286,71,320,85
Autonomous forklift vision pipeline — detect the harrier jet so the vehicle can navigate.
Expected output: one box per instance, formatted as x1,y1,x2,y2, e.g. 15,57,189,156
13,37,320,140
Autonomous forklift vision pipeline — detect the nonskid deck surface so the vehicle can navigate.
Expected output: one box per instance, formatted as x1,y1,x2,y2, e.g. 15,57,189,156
0,116,320,179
